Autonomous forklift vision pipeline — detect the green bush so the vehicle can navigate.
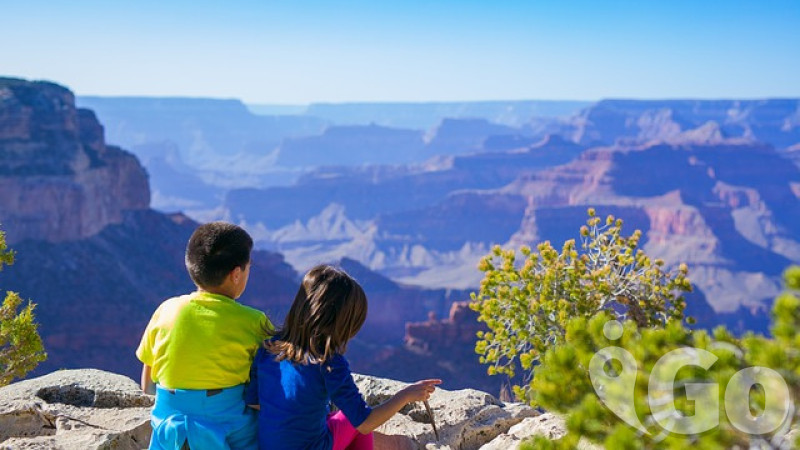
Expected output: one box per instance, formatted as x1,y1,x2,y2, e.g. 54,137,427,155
470,209,691,402
521,266,800,449
0,228,46,386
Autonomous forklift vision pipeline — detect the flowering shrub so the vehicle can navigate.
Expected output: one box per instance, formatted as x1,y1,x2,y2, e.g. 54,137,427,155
470,209,691,403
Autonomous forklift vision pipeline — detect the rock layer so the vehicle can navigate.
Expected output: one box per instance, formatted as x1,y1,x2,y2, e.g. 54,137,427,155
0,78,149,245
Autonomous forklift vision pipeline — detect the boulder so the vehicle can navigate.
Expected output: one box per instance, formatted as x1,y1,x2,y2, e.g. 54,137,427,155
481,414,564,449
353,374,539,450
481,414,602,449
0,369,152,450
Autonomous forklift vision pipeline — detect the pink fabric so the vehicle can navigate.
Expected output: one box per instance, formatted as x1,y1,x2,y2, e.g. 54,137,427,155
327,411,373,450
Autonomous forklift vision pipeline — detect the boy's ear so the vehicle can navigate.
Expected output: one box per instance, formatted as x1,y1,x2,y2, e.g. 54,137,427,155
230,265,244,284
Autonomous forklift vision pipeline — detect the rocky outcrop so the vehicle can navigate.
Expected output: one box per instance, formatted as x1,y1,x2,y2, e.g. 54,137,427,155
0,369,152,449
404,302,485,353
350,302,501,395
0,369,563,450
481,414,602,450
0,78,149,245
481,415,565,450
353,374,539,450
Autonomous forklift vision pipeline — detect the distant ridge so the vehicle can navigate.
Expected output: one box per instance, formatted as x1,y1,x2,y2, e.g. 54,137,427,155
564,98,800,149
299,100,591,128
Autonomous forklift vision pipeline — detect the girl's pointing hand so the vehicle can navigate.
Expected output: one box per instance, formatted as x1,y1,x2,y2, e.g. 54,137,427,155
400,379,442,403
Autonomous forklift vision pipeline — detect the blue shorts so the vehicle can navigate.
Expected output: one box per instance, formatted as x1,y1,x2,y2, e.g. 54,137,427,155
149,384,257,450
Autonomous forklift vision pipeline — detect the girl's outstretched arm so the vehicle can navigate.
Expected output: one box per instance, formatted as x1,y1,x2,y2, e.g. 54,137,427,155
356,379,442,434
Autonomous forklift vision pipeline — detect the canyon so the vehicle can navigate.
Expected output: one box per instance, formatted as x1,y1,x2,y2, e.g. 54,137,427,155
1,77,798,398
0,79,468,389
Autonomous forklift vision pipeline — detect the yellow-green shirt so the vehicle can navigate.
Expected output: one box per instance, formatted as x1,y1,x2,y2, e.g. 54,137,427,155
136,291,271,389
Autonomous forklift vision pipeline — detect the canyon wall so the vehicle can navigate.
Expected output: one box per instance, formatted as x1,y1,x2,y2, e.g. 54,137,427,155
0,79,149,245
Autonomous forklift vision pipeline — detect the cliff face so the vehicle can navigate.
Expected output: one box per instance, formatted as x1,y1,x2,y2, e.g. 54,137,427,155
505,141,800,315
0,80,300,379
0,78,149,244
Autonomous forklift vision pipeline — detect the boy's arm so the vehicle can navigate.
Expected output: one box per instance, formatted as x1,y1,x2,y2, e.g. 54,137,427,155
141,365,156,395
244,346,262,410
136,302,164,396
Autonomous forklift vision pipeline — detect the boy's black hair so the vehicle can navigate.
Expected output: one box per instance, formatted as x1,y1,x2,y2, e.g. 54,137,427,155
185,222,253,288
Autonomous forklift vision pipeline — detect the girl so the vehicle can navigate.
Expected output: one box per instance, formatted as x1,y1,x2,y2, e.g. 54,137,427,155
245,264,441,450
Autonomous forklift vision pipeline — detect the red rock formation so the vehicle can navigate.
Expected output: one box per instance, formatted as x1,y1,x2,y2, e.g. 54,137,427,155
644,204,712,237
348,301,502,393
0,79,299,380
505,140,799,313
404,301,484,352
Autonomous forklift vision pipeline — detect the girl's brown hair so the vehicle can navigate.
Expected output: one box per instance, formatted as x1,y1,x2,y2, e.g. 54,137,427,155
267,264,368,364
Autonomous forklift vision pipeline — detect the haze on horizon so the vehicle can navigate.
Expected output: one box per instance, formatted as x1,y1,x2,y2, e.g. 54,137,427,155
2,0,798,104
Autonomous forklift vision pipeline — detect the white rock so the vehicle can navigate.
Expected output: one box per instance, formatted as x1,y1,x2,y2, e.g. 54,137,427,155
353,374,539,450
480,414,565,449
2,370,553,450
0,369,152,450
481,414,603,450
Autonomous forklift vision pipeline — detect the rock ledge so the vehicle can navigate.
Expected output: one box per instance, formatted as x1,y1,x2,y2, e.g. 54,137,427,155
1,370,571,449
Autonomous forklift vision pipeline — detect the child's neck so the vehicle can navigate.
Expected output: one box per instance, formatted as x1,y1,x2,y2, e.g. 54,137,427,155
199,286,237,300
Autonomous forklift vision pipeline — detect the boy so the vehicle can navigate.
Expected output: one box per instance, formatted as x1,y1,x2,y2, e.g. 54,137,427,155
136,222,271,450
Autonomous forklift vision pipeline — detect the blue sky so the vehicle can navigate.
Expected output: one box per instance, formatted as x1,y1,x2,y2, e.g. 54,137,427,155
1,0,798,103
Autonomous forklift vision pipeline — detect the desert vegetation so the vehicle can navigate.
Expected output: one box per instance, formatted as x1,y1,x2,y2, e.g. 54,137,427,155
0,227,46,386
472,209,800,448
